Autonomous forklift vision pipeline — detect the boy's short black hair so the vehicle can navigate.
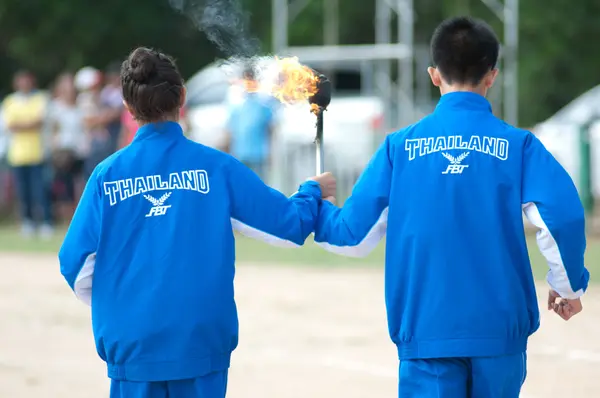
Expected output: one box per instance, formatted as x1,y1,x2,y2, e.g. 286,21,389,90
430,17,500,86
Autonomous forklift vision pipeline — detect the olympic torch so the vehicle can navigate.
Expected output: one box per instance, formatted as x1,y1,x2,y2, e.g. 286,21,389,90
239,57,332,174
309,74,332,175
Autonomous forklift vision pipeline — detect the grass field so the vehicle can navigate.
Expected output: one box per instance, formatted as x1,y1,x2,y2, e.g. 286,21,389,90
0,225,599,280
0,225,598,397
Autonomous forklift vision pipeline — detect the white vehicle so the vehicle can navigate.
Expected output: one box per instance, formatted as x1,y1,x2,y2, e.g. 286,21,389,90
532,84,600,196
185,64,233,150
185,61,384,196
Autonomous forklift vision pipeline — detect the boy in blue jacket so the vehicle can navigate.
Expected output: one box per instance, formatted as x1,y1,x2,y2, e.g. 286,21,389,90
314,17,589,398
58,47,335,398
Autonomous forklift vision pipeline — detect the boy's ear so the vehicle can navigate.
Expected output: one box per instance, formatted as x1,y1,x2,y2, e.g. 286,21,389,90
428,67,442,87
484,68,499,89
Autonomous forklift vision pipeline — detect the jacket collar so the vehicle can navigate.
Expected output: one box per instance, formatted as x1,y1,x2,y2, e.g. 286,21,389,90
133,121,184,142
435,92,492,113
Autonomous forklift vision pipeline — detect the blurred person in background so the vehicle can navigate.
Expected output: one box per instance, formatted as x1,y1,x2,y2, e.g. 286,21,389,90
0,103,7,161
1,70,53,238
225,66,275,180
0,104,12,217
46,72,86,222
75,66,111,181
119,104,138,148
100,62,124,152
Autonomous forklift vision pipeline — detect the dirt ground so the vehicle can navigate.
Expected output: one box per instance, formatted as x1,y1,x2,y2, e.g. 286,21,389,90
0,253,598,398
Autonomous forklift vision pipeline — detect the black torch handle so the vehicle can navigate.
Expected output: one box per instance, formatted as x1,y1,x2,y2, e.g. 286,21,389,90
315,109,324,175
308,70,330,175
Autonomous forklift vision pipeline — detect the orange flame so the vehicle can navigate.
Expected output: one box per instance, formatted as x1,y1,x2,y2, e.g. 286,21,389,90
241,56,320,113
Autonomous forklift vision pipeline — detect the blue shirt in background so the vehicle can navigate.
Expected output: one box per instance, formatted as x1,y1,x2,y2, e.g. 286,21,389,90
227,93,274,163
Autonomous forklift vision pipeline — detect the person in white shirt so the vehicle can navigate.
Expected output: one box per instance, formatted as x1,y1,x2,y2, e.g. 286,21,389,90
46,72,86,221
75,66,112,181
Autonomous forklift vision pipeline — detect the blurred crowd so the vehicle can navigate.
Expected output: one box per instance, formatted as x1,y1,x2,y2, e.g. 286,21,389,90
0,64,279,239
0,65,190,239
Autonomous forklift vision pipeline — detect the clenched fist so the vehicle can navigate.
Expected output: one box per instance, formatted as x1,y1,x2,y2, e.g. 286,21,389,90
308,172,336,200
548,289,583,321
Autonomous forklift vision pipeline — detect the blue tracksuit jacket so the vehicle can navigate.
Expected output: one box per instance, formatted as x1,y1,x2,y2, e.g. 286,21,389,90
314,92,590,359
58,121,321,382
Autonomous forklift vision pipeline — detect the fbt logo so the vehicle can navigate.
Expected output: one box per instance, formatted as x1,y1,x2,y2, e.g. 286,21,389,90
441,152,470,175
144,192,172,217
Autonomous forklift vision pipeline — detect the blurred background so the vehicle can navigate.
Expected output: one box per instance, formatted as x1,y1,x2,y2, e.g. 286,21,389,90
0,1,599,397
1,0,600,220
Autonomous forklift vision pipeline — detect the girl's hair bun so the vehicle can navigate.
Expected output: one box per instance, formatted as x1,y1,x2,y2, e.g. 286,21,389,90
128,48,158,84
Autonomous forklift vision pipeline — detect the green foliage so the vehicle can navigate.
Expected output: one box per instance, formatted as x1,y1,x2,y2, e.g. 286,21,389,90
518,0,600,126
0,0,599,126
0,0,219,95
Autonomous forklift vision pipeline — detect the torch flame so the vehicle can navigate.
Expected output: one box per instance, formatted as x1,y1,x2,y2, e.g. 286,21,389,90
240,56,320,113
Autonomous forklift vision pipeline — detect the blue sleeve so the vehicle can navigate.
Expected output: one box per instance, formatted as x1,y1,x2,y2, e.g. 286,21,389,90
521,132,589,299
313,136,392,257
58,168,103,306
228,156,321,247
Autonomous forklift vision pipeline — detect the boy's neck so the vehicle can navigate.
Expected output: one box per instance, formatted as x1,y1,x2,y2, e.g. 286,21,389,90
137,114,180,127
440,83,488,97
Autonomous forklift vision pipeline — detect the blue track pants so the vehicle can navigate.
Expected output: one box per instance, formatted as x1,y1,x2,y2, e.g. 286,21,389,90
399,353,527,398
110,371,228,398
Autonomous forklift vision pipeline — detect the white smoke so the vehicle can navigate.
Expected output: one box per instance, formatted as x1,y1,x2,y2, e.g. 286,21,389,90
168,0,261,58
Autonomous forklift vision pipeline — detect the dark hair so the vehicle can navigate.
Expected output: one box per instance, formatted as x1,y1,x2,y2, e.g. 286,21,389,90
121,47,184,122
430,17,499,86
51,71,74,96
242,63,256,81
14,69,34,80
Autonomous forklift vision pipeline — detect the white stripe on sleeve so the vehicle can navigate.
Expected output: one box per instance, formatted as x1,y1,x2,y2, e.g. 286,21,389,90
231,218,301,248
317,207,388,258
522,203,583,299
74,253,96,306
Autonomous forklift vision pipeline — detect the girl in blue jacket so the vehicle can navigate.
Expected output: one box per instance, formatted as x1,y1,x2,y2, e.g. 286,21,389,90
59,47,335,398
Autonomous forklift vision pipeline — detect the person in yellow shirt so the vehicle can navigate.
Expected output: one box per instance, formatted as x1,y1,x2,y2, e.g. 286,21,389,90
1,70,53,238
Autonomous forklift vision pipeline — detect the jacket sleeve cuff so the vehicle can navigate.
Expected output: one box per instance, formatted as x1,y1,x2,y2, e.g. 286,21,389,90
297,180,322,198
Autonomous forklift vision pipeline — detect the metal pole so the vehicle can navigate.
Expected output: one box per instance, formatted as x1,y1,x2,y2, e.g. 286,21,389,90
580,122,594,214
397,0,414,127
315,109,325,174
480,0,519,125
375,0,393,130
323,0,339,86
272,0,288,54
271,0,288,188
503,0,519,126
324,0,339,46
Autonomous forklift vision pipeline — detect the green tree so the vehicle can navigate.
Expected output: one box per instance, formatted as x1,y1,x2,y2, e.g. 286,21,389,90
1,0,600,128
0,0,218,95
518,0,600,126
